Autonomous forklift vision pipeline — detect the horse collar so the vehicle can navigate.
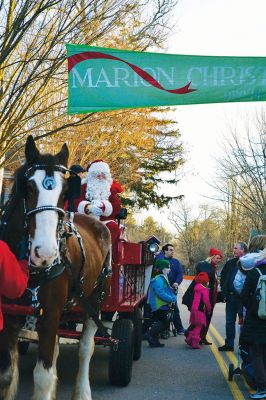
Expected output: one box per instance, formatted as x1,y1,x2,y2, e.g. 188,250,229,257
30,262,66,283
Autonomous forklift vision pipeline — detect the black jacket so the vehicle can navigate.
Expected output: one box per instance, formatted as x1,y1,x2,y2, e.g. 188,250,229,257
220,257,238,299
240,261,266,345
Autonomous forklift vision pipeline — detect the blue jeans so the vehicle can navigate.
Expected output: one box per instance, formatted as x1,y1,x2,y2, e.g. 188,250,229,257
225,293,241,347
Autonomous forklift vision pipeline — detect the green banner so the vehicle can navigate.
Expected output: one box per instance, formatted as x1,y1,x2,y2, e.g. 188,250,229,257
66,44,266,114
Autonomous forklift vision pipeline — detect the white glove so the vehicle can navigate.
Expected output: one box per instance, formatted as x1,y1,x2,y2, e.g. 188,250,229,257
87,201,103,217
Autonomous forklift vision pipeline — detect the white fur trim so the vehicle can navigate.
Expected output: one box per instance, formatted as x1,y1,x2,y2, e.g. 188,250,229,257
88,161,110,175
101,200,113,217
77,201,90,214
85,177,112,203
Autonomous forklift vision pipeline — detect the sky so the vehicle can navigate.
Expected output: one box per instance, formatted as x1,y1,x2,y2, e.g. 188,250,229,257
136,0,266,232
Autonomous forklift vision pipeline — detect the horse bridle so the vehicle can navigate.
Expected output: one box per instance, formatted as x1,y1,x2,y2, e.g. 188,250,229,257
24,163,68,218
24,164,69,271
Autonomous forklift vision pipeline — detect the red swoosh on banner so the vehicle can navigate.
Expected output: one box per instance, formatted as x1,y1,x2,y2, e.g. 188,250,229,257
68,51,197,95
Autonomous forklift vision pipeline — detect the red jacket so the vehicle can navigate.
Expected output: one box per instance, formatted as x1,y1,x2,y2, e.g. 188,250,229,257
0,241,29,331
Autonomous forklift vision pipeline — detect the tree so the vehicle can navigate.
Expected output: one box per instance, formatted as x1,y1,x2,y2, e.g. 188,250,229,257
125,214,174,244
1,0,185,209
170,200,227,273
15,106,184,209
0,0,177,165
214,112,266,233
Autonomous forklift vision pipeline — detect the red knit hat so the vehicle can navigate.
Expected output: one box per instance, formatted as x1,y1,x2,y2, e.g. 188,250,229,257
195,272,209,285
209,247,223,258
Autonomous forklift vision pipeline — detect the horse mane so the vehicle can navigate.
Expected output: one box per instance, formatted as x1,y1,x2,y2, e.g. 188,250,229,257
0,164,28,253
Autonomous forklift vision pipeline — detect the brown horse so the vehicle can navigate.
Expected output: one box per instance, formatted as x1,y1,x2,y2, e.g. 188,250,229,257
0,136,111,400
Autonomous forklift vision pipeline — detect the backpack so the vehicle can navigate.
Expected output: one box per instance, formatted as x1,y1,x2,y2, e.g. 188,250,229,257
182,279,196,311
255,268,266,319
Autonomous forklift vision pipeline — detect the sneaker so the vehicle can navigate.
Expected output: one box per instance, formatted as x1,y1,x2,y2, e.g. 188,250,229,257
147,334,165,348
250,389,266,399
160,330,170,340
176,329,185,335
149,341,165,348
199,339,212,345
218,344,234,352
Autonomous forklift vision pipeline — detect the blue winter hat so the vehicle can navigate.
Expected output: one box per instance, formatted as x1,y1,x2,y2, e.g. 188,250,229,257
239,251,262,271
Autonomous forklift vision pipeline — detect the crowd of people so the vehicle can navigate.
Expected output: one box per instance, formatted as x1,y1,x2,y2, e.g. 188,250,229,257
0,158,265,400
144,236,266,400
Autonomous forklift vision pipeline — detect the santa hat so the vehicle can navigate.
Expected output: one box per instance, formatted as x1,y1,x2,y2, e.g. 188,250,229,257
195,272,209,285
209,247,223,258
87,160,111,175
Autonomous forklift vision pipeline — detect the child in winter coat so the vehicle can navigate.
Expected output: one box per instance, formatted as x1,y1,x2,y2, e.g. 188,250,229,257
185,272,212,349
147,258,177,347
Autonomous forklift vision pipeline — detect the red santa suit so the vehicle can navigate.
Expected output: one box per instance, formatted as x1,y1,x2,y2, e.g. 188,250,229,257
77,160,122,246
0,241,29,331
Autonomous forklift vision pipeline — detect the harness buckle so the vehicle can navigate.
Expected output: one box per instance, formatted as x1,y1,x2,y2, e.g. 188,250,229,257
112,339,119,351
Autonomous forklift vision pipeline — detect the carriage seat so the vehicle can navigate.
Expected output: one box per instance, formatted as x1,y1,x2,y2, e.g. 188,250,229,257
116,207,127,222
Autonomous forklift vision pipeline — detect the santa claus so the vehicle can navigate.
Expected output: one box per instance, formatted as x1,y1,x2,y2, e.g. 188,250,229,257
77,160,123,246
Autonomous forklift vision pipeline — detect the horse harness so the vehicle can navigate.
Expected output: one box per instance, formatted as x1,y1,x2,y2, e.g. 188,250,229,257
9,163,114,340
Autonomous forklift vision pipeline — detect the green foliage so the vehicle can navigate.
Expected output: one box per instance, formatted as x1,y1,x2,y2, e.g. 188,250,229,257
125,109,185,208
125,215,175,244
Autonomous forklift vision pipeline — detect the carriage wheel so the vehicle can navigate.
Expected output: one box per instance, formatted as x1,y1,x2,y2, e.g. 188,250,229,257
109,319,134,386
131,307,143,361
228,363,234,381
18,341,30,356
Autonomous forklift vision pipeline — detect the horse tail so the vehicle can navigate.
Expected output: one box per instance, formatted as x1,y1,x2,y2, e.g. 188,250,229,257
0,344,19,400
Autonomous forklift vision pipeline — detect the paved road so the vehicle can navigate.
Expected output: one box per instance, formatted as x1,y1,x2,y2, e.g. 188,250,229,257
16,281,253,400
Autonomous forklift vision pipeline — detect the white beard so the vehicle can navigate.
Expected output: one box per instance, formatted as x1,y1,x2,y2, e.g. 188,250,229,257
85,177,112,202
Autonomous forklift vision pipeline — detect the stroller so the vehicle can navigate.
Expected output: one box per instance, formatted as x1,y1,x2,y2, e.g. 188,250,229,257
228,317,256,389
143,297,177,340
159,303,177,339
160,287,179,339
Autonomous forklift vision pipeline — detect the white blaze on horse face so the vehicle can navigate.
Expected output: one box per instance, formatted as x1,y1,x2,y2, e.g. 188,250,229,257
30,170,63,267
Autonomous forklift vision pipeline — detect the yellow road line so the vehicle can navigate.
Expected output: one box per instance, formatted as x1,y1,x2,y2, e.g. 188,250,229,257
209,324,238,366
207,332,246,400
